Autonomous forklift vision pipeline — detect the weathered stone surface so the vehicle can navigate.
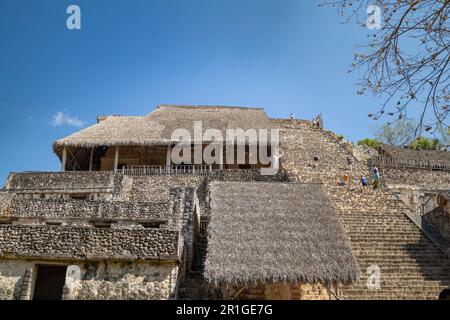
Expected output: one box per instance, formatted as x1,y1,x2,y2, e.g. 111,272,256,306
270,119,450,300
381,168,450,191
424,207,450,242
3,198,170,221
0,259,179,300
0,225,179,260
4,171,119,193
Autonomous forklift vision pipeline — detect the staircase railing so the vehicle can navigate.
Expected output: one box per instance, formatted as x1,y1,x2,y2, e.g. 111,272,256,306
120,165,214,176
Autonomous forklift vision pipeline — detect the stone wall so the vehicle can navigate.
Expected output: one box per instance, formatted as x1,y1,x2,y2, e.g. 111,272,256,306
381,168,450,191
118,176,205,203
3,198,170,222
424,207,450,242
223,282,331,300
0,259,179,300
0,225,179,260
4,172,119,193
209,169,290,182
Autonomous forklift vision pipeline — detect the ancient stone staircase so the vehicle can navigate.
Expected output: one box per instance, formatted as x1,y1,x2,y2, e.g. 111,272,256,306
177,272,213,300
178,233,219,300
273,120,450,299
330,186,450,299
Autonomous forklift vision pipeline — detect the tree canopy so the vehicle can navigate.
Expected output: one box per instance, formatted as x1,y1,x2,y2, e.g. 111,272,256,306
323,0,449,136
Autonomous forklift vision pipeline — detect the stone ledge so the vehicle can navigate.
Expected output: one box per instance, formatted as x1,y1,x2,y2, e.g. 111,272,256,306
2,198,170,221
0,225,179,261
4,171,119,192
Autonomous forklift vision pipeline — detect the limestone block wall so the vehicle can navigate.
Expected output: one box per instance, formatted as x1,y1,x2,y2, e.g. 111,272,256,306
423,205,450,241
4,172,119,193
0,259,179,300
118,176,204,203
0,225,179,260
0,259,29,300
223,282,331,300
381,168,450,191
3,198,170,222
209,169,290,182
16,192,114,201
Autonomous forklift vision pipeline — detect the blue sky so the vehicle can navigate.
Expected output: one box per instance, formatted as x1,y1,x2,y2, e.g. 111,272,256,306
0,0,382,184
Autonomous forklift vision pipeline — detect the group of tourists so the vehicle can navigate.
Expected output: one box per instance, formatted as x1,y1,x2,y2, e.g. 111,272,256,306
343,155,381,190
360,165,381,190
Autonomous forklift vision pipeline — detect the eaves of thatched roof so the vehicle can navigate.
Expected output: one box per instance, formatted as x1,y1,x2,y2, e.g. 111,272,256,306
204,181,360,286
53,105,271,156
379,144,450,162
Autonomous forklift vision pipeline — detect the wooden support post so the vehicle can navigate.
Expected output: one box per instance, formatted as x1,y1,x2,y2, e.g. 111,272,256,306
61,147,67,172
219,145,224,170
114,146,119,172
89,147,94,171
166,144,172,173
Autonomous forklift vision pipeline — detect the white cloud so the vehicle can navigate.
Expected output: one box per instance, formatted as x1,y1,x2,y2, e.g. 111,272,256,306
51,111,86,128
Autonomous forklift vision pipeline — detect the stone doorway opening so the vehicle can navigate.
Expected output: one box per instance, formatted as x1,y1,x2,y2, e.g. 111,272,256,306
33,265,67,300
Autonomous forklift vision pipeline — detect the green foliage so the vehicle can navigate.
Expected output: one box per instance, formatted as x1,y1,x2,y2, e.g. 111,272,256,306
337,134,345,141
435,123,450,147
410,137,439,150
374,119,416,147
357,138,380,149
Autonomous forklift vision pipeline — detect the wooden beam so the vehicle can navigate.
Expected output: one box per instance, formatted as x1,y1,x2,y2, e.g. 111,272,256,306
89,147,94,171
114,146,119,172
61,147,67,172
219,146,224,170
166,144,172,167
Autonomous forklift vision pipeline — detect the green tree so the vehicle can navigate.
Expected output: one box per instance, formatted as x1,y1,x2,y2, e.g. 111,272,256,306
357,138,380,149
374,119,416,147
410,137,439,150
435,123,450,147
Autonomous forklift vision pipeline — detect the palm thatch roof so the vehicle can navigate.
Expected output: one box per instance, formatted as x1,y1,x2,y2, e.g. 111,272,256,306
204,181,360,286
53,105,270,156
378,144,450,162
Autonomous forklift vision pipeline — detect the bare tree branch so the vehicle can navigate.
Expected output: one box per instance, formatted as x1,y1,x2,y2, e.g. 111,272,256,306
322,0,450,140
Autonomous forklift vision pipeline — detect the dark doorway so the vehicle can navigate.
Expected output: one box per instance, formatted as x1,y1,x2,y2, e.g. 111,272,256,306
33,265,67,300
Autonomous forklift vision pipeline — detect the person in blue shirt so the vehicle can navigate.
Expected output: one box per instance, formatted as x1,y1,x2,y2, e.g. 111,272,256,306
361,175,368,187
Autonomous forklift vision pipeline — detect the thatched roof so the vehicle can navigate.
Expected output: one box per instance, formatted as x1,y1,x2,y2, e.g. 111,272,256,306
204,181,360,286
378,144,450,162
53,105,270,156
